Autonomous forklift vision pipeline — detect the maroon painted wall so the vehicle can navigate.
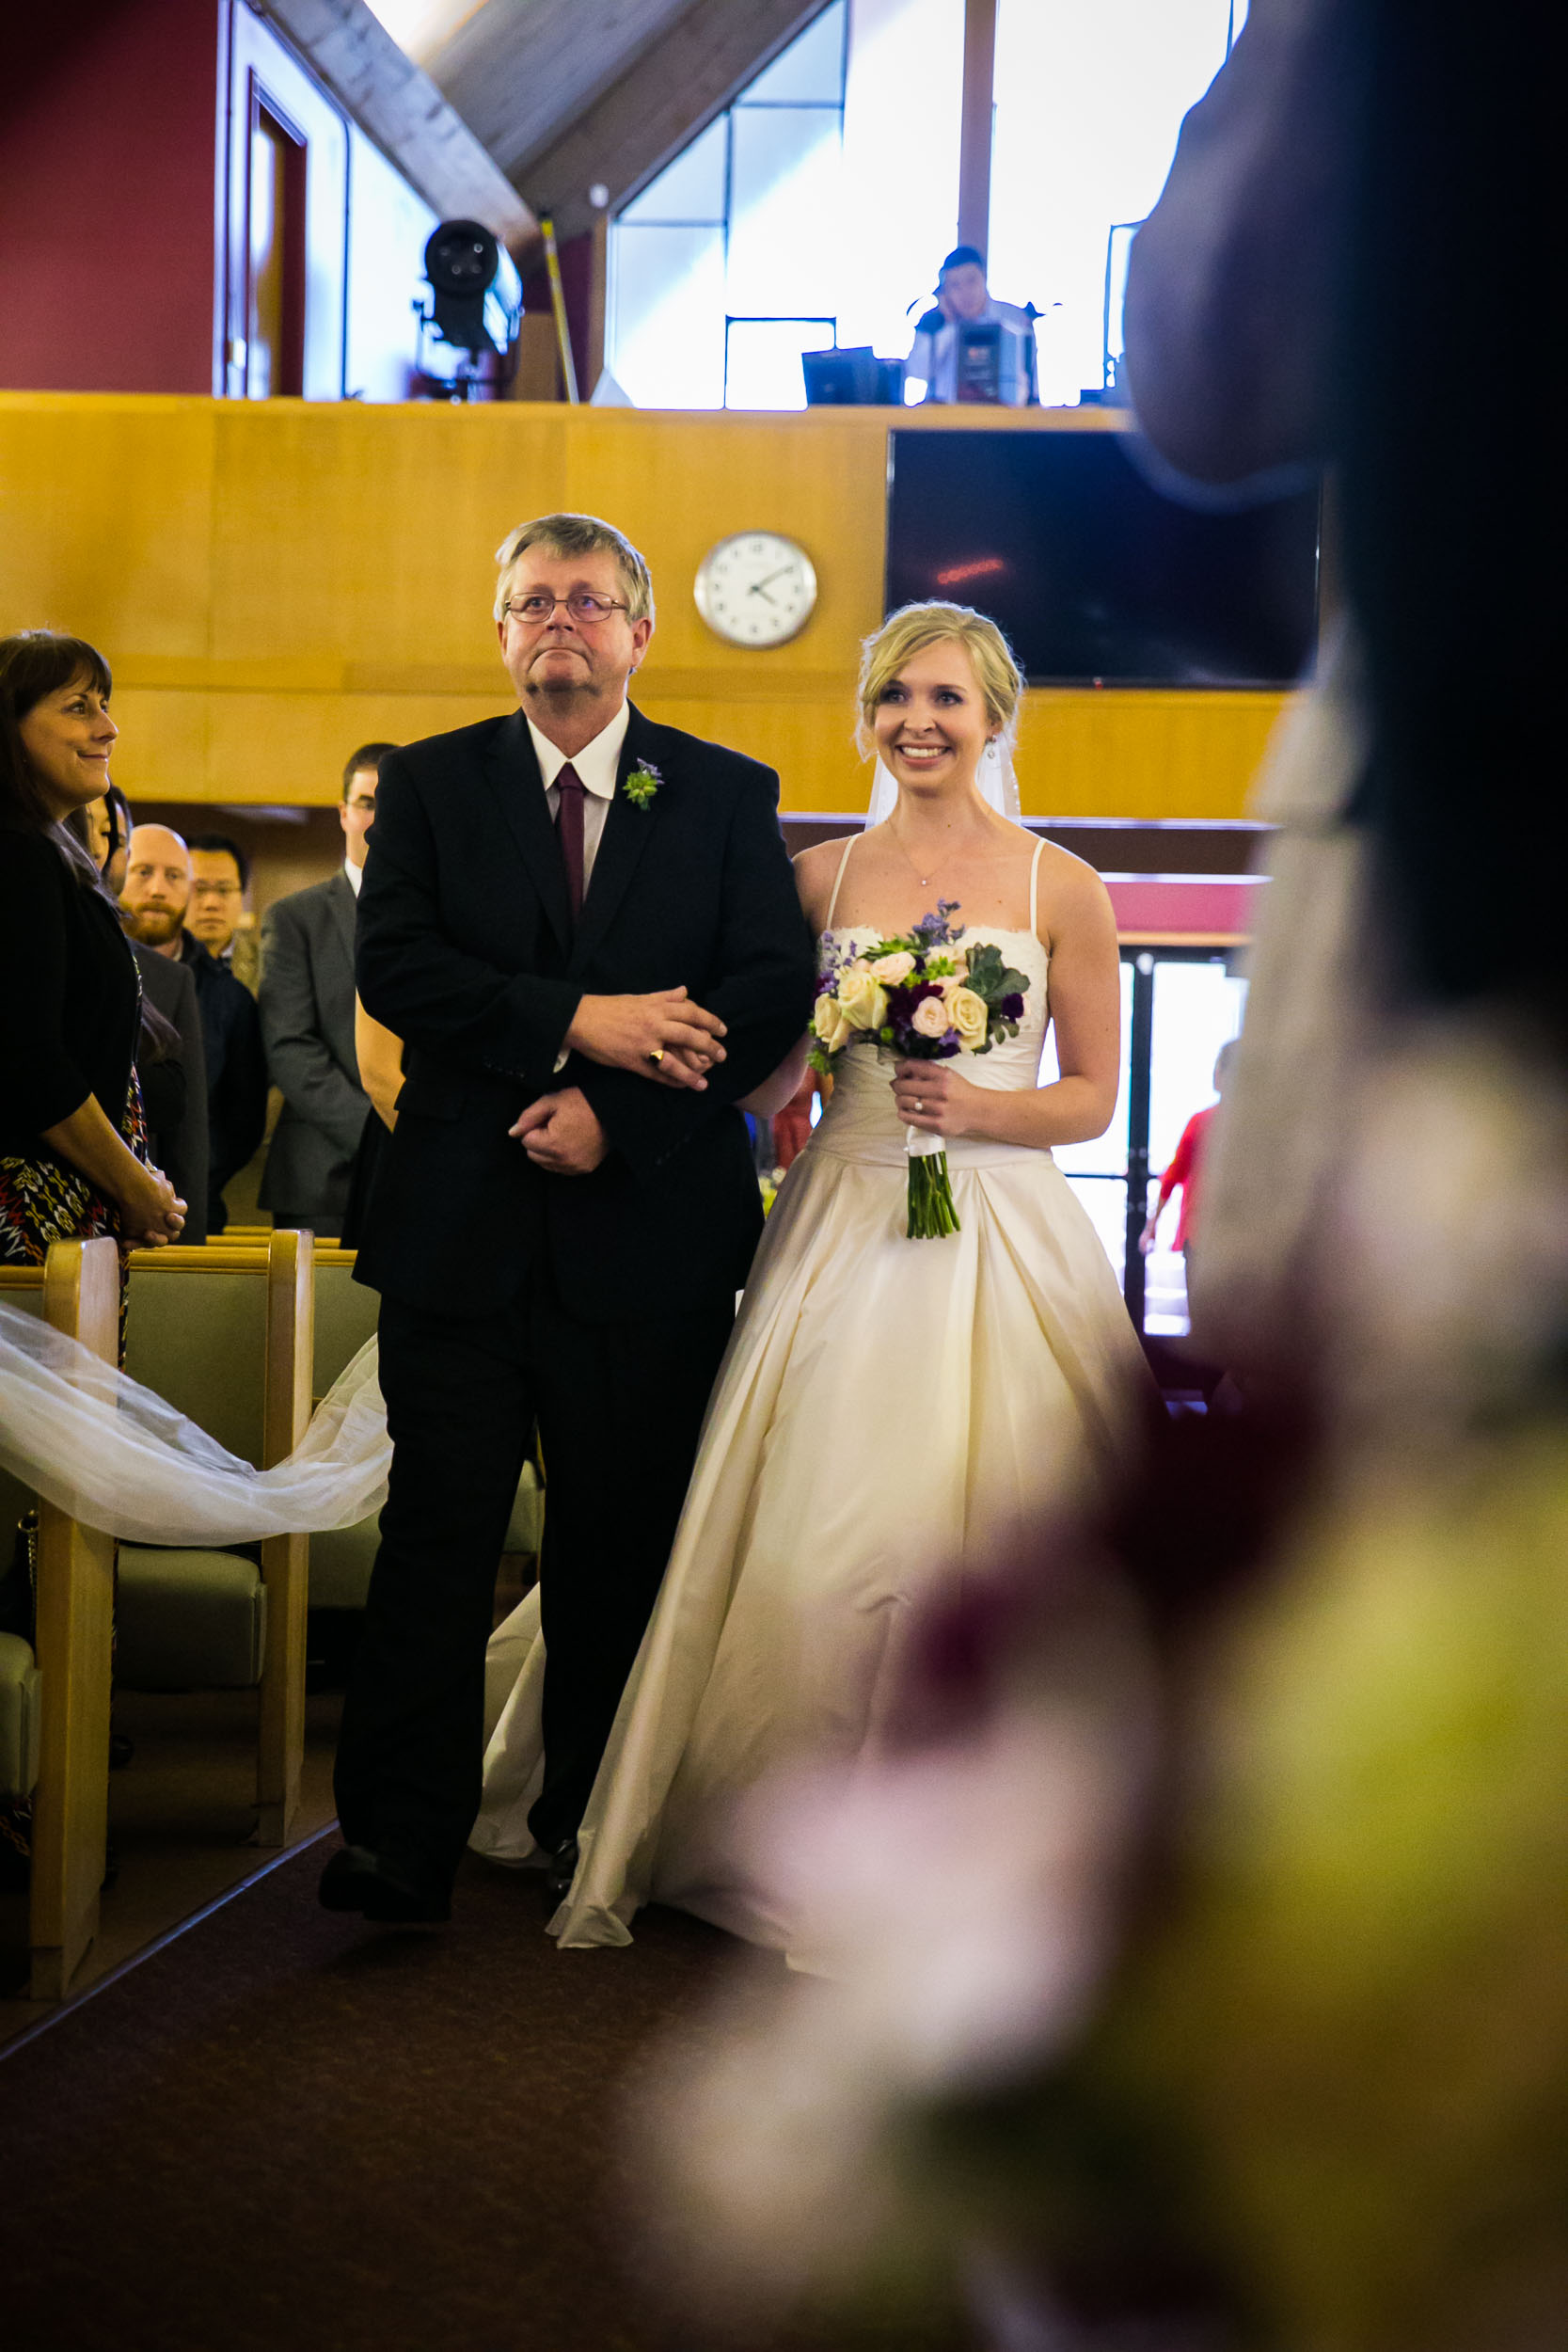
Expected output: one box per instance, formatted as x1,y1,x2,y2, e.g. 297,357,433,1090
0,0,222,393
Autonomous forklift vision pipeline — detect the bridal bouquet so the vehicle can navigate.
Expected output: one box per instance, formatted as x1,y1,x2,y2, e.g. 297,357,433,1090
808,902,1030,1238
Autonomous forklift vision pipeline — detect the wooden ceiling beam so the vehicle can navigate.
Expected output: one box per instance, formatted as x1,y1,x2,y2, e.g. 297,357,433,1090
426,0,696,182
254,0,538,258
515,0,832,245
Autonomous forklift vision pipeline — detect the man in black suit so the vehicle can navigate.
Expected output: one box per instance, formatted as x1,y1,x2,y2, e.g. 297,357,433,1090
322,514,816,1924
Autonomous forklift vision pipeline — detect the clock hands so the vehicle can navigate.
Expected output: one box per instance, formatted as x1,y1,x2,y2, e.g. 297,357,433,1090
747,565,797,602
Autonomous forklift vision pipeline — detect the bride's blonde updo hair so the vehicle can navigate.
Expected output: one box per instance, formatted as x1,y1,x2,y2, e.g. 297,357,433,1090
856,601,1023,755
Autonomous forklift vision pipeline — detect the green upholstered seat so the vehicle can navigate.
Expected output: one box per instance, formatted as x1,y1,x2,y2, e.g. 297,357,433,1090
112,1550,266,1691
119,1263,274,1692
0,1630,41,1798
309,1258,381,1610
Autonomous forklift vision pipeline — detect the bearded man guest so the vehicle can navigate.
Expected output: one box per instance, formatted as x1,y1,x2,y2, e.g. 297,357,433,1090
322,514,816,1925
258,747,391,1240
121,822,266,1234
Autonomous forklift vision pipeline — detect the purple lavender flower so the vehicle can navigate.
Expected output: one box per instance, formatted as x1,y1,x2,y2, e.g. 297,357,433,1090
911,899,963,949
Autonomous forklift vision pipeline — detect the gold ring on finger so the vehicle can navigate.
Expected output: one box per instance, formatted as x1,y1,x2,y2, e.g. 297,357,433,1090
648,1049,665,1064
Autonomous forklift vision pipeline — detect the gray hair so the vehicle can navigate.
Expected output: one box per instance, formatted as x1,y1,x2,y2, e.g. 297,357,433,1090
493,512,655,626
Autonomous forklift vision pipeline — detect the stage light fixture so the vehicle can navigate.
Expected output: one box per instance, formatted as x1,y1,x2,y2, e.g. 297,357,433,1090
420,218,521,358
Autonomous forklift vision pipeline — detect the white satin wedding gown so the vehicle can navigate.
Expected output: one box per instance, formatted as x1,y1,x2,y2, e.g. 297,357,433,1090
473,835,1150,1956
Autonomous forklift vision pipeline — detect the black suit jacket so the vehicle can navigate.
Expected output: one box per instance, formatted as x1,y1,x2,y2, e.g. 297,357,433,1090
133,942,210,1246
353,704,816,1322
177,933,268,1227
257,868,370,1225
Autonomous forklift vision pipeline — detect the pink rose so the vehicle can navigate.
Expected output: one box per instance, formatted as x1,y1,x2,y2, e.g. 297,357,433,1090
911,996,950,1040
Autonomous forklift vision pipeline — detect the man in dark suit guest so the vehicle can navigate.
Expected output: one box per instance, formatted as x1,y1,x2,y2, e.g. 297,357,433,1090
322,514,815,1924
120,822,267,1234
257,745,394,1237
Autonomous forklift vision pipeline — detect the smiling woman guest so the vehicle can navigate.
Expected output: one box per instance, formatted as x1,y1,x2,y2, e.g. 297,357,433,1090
0,631,185,1273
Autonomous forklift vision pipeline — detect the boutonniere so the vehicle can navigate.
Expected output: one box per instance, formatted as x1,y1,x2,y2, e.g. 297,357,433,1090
623,761,663,811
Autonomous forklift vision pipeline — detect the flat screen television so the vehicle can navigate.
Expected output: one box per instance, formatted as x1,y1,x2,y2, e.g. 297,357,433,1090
885,428,1320,687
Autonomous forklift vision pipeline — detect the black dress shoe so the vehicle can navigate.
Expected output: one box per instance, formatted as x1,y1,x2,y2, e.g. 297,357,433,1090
543,1836,579,1901
319,1844,451,1925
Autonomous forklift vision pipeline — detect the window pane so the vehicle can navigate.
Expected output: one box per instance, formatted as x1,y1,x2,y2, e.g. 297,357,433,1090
836,0,965,358
726,104,842,316
989,0,1238,406
742,0,847,104
1144,954,1247,1334
1148,957,1244,1168
725,317,835,410
619,117,727,224
611,224,725,407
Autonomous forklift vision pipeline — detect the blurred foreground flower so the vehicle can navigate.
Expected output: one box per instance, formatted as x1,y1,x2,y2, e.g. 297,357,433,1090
635,1433,1568,2351
629,1575,1158,2328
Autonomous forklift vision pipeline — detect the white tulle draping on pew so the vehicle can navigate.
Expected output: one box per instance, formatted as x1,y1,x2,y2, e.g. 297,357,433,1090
0,1304,390,1545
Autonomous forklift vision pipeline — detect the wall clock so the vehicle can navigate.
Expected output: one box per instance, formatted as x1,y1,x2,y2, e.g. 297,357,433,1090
694,531,817,647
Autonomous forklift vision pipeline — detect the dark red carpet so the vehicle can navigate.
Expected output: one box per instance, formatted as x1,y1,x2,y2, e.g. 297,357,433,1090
0,1836,960,2351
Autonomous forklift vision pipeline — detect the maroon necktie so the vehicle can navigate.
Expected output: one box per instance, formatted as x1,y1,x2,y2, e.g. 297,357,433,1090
555,761,586,927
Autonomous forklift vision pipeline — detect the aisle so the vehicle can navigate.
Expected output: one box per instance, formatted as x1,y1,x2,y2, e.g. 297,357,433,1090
0,1835,959,2351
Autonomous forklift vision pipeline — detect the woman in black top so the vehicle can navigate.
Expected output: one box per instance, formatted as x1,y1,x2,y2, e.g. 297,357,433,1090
0,631,184,1263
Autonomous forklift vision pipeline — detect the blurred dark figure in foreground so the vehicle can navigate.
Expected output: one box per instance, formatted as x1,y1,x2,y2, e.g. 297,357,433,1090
636,8,1568,2350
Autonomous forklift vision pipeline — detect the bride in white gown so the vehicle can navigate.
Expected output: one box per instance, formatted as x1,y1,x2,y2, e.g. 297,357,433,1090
474,602,1152,1956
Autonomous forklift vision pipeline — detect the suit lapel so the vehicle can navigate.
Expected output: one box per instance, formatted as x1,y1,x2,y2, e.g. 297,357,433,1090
569,705,660,975
483,710,572,955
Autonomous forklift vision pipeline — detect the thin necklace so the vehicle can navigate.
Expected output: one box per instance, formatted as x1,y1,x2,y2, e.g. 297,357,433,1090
888,818,931,889
888,813,987,894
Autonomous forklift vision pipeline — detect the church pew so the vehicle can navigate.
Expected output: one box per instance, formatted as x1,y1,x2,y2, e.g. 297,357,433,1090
0,1237,119,1999
122,1232,313,1846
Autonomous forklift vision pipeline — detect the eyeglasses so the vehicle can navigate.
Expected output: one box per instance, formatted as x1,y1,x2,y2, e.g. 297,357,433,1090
503,593,628,626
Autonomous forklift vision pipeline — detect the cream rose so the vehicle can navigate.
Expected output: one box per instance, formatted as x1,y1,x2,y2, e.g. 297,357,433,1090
944,983,990,1051
911,994,951,1040
813,993,854,1056
867,950,915,983
837,968,889,1032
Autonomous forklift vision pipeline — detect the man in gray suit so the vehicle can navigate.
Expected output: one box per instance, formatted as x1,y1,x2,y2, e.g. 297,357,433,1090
259,743,396,1234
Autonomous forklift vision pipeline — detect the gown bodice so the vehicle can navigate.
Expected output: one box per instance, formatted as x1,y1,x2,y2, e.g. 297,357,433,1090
809,925,1053,1170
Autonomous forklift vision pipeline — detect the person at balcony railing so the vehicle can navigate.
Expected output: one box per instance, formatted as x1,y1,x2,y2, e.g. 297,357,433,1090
904,246,1037,405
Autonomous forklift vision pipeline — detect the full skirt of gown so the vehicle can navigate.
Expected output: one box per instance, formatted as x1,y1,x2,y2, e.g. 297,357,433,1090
472,926,1151,1958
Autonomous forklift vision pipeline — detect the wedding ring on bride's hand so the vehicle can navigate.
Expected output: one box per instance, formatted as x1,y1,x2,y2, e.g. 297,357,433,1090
915,1097,925,1112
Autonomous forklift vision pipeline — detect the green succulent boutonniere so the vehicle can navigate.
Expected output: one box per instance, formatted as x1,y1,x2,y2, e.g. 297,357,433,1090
623,762,663,811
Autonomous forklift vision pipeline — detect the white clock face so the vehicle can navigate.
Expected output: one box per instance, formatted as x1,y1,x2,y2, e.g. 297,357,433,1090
694,532,817,647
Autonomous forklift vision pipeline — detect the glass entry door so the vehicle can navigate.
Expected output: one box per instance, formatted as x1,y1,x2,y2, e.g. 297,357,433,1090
1045,947,1247,1334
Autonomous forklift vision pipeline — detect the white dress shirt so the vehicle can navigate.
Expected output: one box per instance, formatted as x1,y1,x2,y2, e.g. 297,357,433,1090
343,857,363,897
526,698,630,897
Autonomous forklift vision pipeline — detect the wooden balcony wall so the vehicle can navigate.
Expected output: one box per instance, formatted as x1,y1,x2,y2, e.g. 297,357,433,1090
0,394,1293,820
